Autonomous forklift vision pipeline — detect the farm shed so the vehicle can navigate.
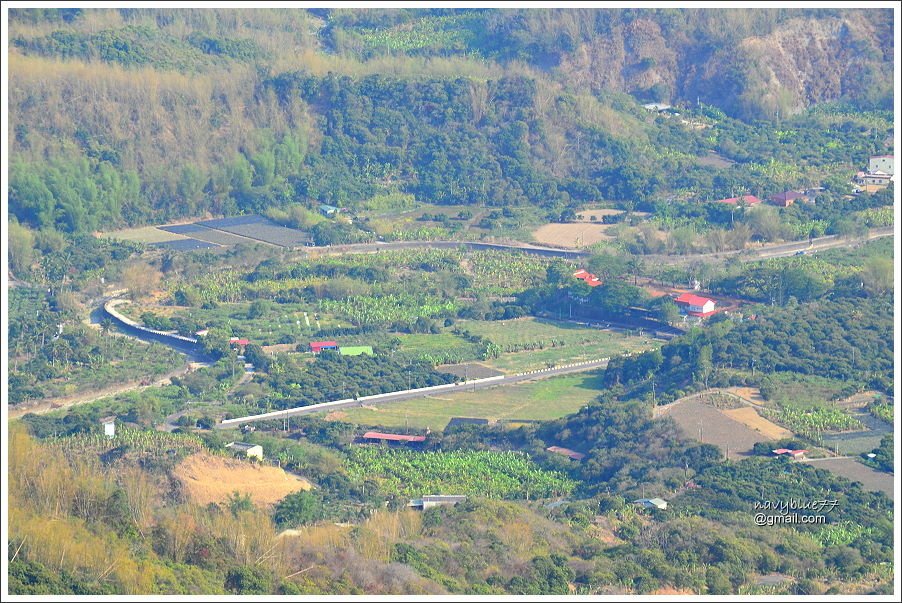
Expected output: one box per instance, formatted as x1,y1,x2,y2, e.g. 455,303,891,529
319,204,340,217
340,346,374,356
633,497,668,510
674,293,716,317
546,446,586,461
310,340,339,353
100,416,116,438
226,441,264,461
359,431,427,445
408,495,467,510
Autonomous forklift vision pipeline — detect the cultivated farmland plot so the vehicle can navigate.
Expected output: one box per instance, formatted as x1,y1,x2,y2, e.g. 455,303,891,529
337,372,601,430
150,238,218,251
658,396,769,459
345,447,576,499
799,458,894,498
532,222,618,248
196,215,312,247
159,223,257,246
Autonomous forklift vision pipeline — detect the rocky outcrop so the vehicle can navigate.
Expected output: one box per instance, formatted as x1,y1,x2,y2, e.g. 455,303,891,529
558,11,893,119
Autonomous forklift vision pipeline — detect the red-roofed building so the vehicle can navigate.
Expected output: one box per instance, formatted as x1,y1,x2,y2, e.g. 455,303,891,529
674,293,716,317
310,341,339,353
714,194,762,206
546,446,586,461
360,431,427,444
573,269,602,287
229,337,250,346
772,448,808,459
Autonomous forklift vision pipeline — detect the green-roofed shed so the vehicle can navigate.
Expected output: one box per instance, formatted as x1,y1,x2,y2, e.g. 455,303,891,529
340,346,374,356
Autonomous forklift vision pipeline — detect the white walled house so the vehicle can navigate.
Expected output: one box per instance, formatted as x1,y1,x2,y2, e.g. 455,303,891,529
674,293,716,317
868,155,894,176
226,441,264,461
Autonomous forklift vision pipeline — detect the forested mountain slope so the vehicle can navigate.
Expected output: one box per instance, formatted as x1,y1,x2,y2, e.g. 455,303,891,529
7,8,894,234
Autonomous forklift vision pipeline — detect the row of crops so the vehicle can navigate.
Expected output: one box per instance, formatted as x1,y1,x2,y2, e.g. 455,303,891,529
867,400,893,424
170,247,560,306
761,403,861,438
346,447,576,500
319,293,459,327
47,429,205,458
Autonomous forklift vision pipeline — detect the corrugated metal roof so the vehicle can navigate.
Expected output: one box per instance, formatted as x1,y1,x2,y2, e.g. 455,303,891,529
546,446,586,460
361,431,426,442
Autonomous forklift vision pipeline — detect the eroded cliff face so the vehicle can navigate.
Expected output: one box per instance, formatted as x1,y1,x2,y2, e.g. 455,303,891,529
558,11,893,119
559,19,680,102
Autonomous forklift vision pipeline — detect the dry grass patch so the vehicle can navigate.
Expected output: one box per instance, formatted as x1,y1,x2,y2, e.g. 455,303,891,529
532,223,617,248
721,406,793,439
101,226,187,244
173,453,311,507
725,387,766,405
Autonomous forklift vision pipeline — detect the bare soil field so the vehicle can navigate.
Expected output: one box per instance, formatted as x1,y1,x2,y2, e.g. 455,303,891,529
800,458,893,498
532,222,617,248
657,396,769,459
721,406,792,439
174,453,312,507
262,343,300,355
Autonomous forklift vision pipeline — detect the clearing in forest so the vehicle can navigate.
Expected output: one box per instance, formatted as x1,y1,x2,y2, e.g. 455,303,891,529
657,396,768,459
173,453,312,507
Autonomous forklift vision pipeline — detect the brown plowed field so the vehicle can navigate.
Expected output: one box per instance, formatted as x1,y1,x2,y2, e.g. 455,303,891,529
657,397,769,459
174,453,312,507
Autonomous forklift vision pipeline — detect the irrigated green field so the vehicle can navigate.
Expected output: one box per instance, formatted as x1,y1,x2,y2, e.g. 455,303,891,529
455,317,657,373
393,332,481,364
334,372,604,430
